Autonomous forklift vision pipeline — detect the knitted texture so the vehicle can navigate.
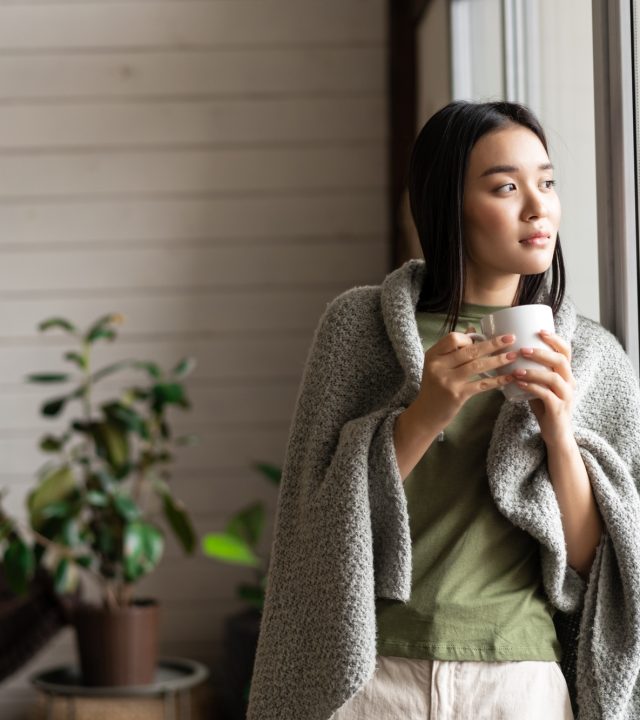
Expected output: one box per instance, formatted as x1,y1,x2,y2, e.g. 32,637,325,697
246,259,640,720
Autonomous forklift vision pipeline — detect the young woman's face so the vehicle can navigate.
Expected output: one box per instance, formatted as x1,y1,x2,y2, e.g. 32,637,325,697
462,124,561,297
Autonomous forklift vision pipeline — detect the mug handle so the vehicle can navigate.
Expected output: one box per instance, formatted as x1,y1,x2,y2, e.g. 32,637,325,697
465,332,498,379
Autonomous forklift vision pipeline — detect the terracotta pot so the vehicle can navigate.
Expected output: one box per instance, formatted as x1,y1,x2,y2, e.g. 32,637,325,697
73,599,159,686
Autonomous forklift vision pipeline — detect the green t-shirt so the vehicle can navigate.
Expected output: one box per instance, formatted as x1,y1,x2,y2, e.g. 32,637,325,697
375,302,561,662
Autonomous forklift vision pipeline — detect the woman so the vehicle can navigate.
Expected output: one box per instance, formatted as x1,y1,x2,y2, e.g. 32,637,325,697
247,102,640,720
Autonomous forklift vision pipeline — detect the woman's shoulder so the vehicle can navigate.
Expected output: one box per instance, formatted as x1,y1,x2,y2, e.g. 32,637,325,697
573,313,636,383
320,283,385,332
574,313,626,355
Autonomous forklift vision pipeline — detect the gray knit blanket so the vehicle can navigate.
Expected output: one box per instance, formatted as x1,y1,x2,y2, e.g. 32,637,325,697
247,259,640,720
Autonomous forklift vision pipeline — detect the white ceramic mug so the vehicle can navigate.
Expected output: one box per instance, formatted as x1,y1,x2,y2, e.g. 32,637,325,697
466,304,556,402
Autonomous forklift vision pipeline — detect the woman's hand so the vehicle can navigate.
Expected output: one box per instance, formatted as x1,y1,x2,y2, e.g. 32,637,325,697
412,328,517,432
512,329,575,447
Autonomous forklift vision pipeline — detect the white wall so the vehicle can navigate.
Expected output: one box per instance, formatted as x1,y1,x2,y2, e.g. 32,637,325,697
0,1,389,717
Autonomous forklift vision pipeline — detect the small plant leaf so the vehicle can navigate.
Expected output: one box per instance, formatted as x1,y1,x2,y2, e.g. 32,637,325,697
226,502,264,548
253,462,282,486
28,465,76,529
86,490,109,507
103,402,150,440
172,357,196,379
162,493,196,555
90,422,130,478
64,351,87,370
38,318,77,334
4,538,35,595
201,533,260,567
237,582,265,612
85,314,123,344
53,558,70,593
39,434,67,453
152,383,188,411
123,521,164,582
25,373,71,384
131,361,161,380
41,396,69,417
113,493,140,522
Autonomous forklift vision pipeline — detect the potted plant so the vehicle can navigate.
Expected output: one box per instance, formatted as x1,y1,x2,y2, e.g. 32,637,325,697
202,461,280,718
0,313,197,686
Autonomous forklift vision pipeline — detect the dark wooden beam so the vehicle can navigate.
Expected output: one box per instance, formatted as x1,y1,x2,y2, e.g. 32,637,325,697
388,0,426,269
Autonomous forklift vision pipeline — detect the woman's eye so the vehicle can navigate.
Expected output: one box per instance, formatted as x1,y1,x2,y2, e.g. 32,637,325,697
496,183,516,193
495,179,556,193
542,179,557,190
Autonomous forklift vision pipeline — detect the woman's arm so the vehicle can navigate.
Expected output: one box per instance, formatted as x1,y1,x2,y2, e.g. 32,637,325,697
393,402,441,482
546,433,604,580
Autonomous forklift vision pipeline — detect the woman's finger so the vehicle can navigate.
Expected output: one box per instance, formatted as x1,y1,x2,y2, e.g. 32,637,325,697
518,346,571,382
513,367,569,400
539,329,572,362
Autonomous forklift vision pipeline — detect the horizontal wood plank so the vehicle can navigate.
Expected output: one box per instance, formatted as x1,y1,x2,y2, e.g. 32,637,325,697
0,335,312,385
0,240,387,291
0,47,385,100
0,96,386,150
0,287,341,336
0,193,385,246
0,1,384,51
0,145,384,198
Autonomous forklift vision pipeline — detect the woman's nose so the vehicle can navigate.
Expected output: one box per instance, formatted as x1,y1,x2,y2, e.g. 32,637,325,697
521,191,548,220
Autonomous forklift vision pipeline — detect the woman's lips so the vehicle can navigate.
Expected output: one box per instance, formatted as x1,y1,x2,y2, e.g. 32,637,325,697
519,235,550,247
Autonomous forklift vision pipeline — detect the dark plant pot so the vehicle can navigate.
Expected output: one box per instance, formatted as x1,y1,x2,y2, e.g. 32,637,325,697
73,599,159,687
221,607,262,719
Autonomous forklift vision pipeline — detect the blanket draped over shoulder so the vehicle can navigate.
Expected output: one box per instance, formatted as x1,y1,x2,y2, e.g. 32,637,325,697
247,259,640,720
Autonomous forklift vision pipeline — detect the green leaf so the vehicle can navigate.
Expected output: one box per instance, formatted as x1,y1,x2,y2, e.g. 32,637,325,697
113,494,140,522
28,465,76,529
86,490,109,507
237,582,265,612
64,351,87,370
201,533,260,567
39,434,67,453
226,502,264,548
123,521,164,582
102,402,150,440
172,357,196,379
133,361,161,380
89,422,130,478
253,462,282,486
25,373,71,383
38,500,73,521
38,317,77,334
162,493,196,555
59,518,81,547
53,558,70,593
85,314,123,344
41,396,68,417
151,383,188,412
3,539,35,595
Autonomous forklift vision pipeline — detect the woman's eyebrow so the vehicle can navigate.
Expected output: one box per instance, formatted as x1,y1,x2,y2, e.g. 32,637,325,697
479,162,554,178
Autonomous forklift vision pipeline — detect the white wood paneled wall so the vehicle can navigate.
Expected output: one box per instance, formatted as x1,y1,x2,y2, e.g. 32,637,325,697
0,0,389,716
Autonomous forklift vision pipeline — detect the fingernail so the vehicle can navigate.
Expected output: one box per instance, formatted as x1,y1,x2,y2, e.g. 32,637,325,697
521,347,534,355
506,352,517,360
540,329,549,335
501,334,515,343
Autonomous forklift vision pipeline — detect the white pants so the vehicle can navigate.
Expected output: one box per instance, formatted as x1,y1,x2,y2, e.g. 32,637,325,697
330,655,574,720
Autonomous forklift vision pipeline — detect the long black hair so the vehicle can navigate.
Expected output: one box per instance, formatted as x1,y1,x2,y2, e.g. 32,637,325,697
408,100,566,332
